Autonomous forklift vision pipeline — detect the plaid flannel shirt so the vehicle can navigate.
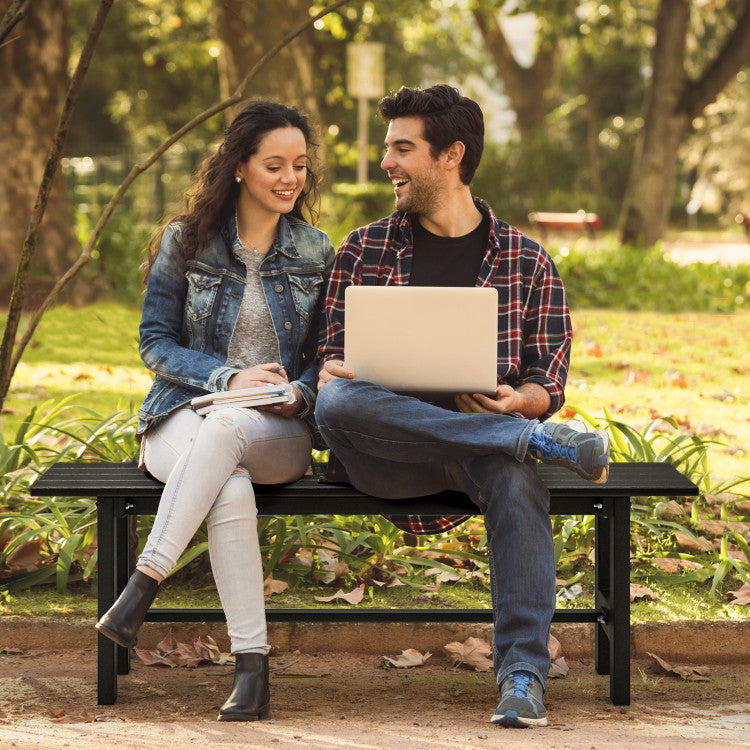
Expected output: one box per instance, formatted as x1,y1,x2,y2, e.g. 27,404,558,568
317,197,572,535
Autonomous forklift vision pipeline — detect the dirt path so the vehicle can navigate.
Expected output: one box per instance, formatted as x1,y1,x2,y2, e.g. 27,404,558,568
1,648,749,749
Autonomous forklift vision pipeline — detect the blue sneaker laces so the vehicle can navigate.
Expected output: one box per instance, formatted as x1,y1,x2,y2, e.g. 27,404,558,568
529,428,578,463
509,671,532,698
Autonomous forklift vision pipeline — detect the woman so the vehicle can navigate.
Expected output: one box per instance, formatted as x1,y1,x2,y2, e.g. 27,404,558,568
95,101,335,721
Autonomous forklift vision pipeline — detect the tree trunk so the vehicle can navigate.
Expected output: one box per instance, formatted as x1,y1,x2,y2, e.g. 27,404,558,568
0,0,79,303
619,0,691,246
620,0,750,245
472,3,560,138
212,0,322,129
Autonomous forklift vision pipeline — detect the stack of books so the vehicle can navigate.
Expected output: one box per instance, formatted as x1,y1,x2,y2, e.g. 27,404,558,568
190,384,295,415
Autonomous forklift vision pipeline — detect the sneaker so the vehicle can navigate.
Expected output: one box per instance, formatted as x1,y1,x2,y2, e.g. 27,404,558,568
527,419,610,483
491,671,547,728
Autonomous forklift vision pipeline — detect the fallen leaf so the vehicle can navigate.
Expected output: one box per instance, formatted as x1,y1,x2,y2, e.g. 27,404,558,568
581,340,604,357
443,637,493,672
382,649,432,668
674,532,713,553
727,583,750,606
630,583,656,602
549,657,569,678
663,369,688,388
264,576,289,596
705,389,735,402
318,549,349,584
314,586,364,605
548,634,562,660
557,583,583,601
650,558,704,573
424,567,463,584
696,520,727,537
647,652,711,681
693,423,731,439
0,539,43,576
134,633,233,668
624,369,650,385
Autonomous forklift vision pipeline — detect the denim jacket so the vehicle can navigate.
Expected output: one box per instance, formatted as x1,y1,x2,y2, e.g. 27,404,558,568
137,212,335,435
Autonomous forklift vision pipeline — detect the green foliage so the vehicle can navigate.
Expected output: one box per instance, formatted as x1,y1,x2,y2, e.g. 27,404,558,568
471,137,610,227
553,240,750,312
3,395,748,604
75,209,152,306
0,399,138,593
319,182,396,248
565,406,750,595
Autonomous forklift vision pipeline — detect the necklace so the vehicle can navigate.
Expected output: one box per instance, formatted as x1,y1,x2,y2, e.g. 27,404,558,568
235,209,276,254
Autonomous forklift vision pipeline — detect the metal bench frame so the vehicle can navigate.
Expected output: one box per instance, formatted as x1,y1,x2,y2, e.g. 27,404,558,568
30,461,698,706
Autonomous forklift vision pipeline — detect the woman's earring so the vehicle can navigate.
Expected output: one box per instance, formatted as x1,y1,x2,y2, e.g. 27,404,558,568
235,176,241,183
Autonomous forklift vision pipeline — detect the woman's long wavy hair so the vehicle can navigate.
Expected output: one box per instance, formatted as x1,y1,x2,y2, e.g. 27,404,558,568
144,100,321,276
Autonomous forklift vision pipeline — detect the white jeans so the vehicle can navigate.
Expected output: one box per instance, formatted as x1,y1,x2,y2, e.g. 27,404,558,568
138,406,312,654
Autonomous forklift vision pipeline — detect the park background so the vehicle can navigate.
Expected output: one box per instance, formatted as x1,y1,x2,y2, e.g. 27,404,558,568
1,1,749,622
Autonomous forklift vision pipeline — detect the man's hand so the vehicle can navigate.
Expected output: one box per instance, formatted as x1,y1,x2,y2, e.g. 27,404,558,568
317,359,356,390
455,384,523,415
228,363,288,390
455,382,551,419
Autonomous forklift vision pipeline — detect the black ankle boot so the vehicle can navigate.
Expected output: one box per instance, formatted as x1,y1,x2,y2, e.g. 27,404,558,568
95,570,159,648
218,653,270,721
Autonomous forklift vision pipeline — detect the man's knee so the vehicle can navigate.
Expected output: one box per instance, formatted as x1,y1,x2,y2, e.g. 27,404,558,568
315,378,356,428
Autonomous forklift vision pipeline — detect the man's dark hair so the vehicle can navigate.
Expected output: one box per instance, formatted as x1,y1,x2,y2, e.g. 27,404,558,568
378,84,484,185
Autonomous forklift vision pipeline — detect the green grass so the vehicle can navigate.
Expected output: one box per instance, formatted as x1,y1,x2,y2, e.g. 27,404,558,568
2,303,147,425
3,574,747,622
565,309,750,484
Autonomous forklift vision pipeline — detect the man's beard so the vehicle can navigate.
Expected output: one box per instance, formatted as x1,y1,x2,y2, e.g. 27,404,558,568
394,173,442,215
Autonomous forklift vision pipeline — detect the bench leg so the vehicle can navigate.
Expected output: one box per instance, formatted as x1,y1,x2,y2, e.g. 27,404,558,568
115,500,131,677
96,498,118,705
594,498,631,705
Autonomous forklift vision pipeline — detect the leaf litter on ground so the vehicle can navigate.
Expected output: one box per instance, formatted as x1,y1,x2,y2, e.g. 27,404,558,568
726,583,750,605
443,634,569,677
647,652,711,681
134,632,233,668
314,585,364,604
381,648,432,668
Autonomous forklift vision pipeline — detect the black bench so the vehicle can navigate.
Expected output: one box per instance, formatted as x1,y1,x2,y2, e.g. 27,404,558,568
528,211,603,239
30,461,698,707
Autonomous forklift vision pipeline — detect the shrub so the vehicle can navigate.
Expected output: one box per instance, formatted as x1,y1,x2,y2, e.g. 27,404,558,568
553,240,750,312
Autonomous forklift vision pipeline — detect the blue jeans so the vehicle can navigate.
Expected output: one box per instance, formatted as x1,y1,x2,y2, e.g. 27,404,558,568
315,379,555,689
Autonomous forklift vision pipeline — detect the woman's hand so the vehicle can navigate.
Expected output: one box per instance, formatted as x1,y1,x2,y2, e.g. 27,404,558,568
260,385,304,418
228,363,288,390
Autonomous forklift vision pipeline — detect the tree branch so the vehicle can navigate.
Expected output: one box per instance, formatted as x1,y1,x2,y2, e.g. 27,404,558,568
0,0,32,47
0,0,115,400
6,0,355,382
680,1,750,118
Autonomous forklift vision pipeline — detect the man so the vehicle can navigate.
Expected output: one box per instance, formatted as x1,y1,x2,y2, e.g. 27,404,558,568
315,84,609,728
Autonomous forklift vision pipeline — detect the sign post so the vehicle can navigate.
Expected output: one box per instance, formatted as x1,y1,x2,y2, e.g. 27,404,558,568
346,42,385,184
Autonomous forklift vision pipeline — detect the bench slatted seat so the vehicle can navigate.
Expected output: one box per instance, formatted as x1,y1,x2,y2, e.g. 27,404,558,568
30,461,699,707
528,211,603,238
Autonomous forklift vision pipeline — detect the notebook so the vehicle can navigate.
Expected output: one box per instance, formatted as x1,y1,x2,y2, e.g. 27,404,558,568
190,384,295,415
343,285,498,395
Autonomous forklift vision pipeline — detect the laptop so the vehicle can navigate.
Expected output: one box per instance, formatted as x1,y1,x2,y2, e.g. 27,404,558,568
344,285,498,396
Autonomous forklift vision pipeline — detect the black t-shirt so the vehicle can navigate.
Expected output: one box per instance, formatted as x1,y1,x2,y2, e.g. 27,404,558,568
408,213,489,287
408,213,490,410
